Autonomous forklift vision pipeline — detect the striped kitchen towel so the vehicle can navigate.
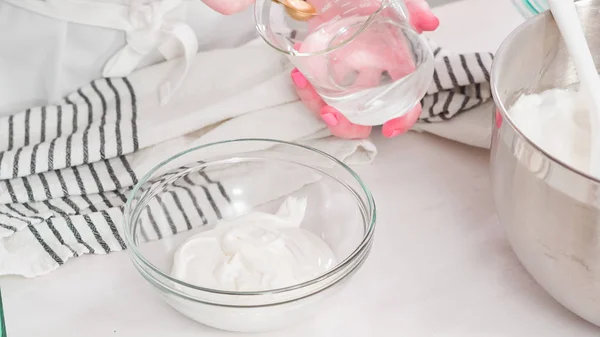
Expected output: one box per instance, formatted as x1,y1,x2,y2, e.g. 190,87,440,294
0,38,377,277
415,39,495,148
0,38,492,277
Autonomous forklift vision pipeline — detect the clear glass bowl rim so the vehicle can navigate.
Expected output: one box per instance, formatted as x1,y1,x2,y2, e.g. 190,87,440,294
123,138,377,297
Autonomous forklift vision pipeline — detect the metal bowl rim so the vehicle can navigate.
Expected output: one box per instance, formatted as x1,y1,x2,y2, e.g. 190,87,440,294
491,0,600,185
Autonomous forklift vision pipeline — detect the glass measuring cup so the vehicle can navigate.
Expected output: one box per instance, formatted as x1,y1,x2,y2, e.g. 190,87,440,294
255,0,434,126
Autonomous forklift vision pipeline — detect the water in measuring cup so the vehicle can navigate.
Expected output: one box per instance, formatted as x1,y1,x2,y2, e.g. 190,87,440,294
297,15,432,125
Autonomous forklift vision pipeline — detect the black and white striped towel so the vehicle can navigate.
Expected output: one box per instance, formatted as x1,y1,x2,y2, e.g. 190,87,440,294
416,39,494,148
0,38,492,277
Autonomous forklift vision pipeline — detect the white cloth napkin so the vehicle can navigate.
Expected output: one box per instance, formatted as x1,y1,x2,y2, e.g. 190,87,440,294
0,38,493,277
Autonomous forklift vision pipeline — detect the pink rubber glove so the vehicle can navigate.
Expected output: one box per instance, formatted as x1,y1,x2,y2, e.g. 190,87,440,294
292,0,440,139
201,0,255,14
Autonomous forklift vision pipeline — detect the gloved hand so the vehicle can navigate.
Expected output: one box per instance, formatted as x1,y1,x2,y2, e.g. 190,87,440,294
292,0,440,139
201,0,256,14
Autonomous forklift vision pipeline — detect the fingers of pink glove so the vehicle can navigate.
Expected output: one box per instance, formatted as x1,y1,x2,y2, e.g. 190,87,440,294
291,68,308,89
291,68,327,114
298,88,326,113
381,103,422,138
386,29,417,80
201,0,254,14
320,106,372,139
405,0,440,33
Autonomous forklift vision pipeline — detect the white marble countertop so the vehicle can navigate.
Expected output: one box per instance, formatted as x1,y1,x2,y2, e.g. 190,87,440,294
2,1,600,336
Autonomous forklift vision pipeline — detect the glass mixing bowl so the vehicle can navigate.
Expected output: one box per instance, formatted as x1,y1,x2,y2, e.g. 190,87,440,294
123,139,376,333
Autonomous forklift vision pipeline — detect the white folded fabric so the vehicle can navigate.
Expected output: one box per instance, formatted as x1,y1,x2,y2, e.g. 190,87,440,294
0,38,493,277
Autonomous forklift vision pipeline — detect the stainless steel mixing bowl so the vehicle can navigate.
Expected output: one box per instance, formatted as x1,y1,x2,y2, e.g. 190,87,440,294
491,0,600,327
